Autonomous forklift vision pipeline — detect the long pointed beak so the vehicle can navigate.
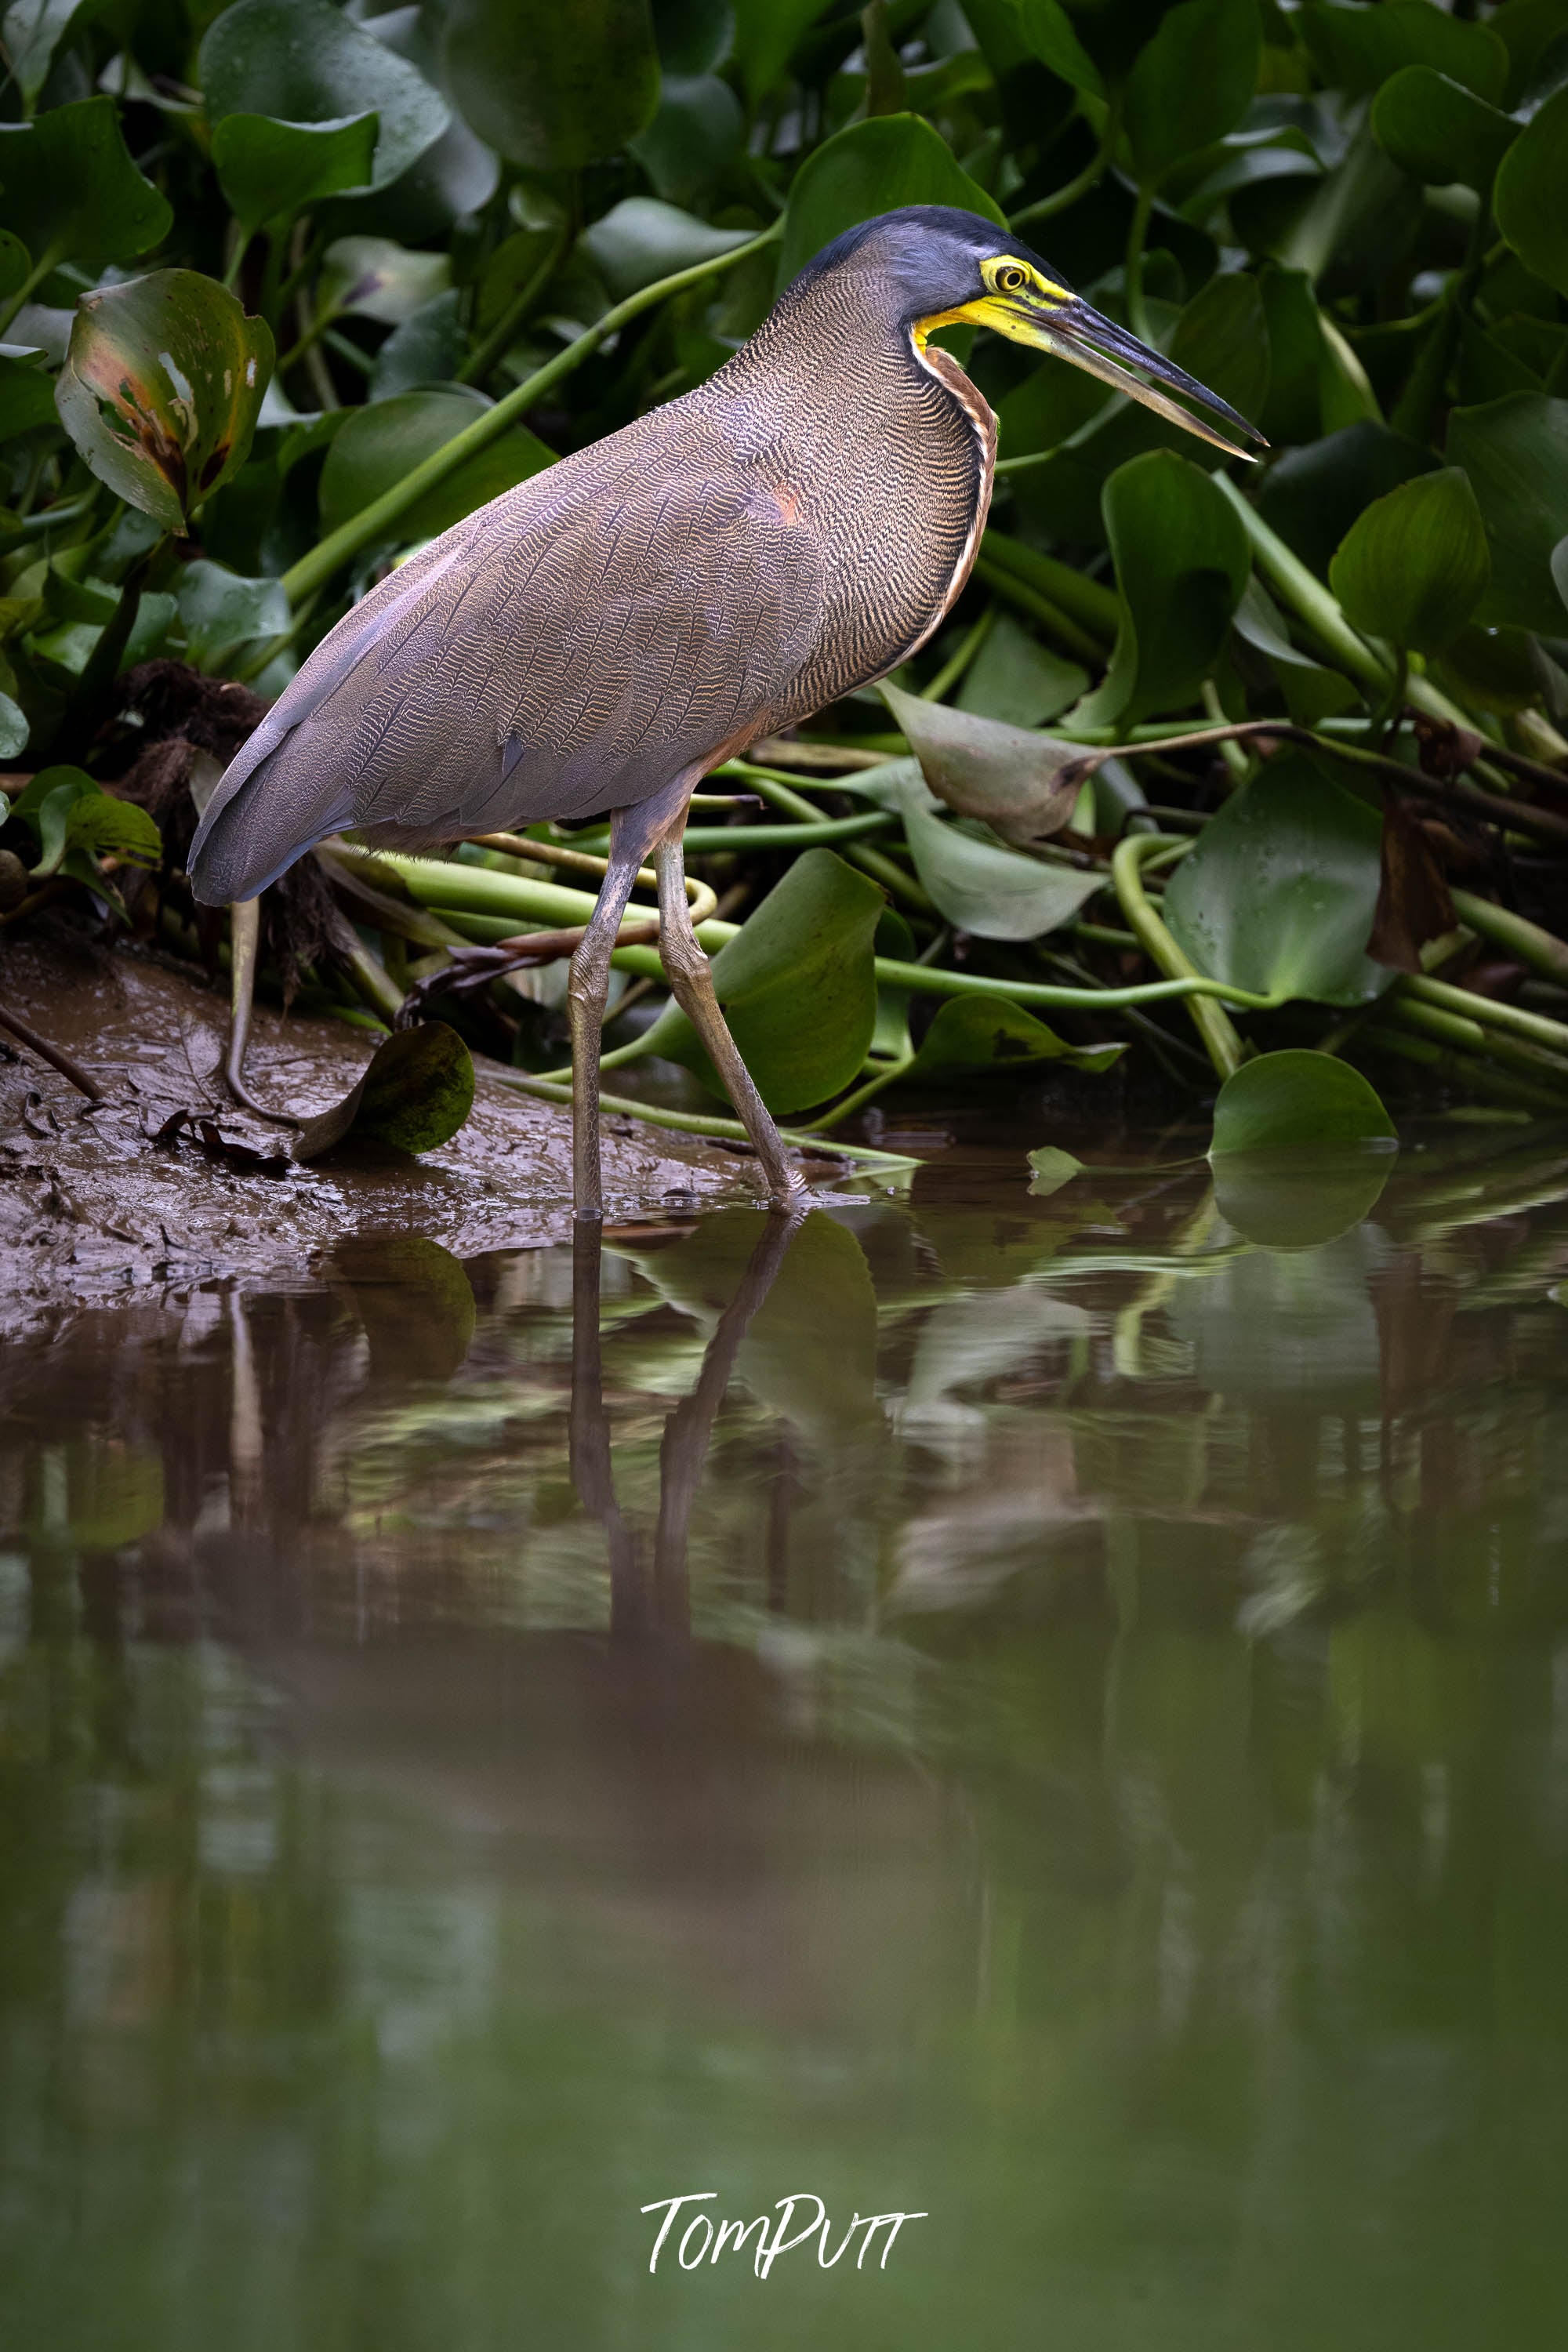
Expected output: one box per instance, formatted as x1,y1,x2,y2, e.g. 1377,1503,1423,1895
1014,295,1267,461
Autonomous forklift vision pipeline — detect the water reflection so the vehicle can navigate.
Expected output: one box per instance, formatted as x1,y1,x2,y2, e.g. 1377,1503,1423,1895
3,1124,1568,2348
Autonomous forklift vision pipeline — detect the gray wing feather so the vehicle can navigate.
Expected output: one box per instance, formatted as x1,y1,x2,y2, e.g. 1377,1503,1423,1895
190,421,823,905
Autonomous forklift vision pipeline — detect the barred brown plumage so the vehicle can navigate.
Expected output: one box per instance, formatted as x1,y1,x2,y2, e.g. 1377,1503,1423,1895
190,205,1261,1218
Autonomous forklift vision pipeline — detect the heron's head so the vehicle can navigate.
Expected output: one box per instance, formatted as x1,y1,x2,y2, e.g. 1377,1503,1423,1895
802,206,1265,461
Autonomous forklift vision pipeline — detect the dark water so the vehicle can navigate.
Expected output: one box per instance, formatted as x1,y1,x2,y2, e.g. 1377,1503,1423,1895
4,1123,1568,2351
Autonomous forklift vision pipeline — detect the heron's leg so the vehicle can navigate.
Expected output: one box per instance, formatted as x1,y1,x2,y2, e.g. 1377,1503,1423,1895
653,833,807,1209
568,786,687,1220
223,895,297,1125
570,1222,649,1638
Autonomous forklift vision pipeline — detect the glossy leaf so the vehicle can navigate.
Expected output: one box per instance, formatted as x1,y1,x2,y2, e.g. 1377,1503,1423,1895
1256,422,1439,579
1125,0,1261,184
1494,84,1568,298
641,848,884,1114
368,290,465,398
957,613,1087,728
1298,1,1508,101
731,0,833,101
9,765,161,873
880,681,1082,846
630,73,746,209
1212,1051,1396,1164
318,236,452,325
176,560,289,671
439,0,661,171
903,995,1123,1083
1015,0,1104,97
779,113,1006,287
0,350,58,437
200,0,448,191
1212,1138,1396,1248
1085,449,1250,726
0,96,171,271
56,270,274,532
858,757,1104,942
1025,1145,1088,1197
1327,467,1491,653
654,0,733,76
211,111,379,238
1372,67,1517,194
0,690,27,758
292,1022,476,1160
1446,392,1568,633
318,387,555,540
1163,754,1395,1007
3,0,93,107
579,198,752,301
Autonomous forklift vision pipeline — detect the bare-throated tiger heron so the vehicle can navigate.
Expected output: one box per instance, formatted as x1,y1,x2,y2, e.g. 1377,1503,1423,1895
191,206,1262,1215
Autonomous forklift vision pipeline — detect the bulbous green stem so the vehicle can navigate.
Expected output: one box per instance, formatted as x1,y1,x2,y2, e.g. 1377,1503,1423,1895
1111,833,1248,1080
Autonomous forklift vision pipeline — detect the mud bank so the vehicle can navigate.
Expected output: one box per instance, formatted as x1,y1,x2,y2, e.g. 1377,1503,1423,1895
0,925,759,1334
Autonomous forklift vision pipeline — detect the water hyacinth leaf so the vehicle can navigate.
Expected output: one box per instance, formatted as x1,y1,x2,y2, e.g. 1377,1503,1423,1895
1494,85,1568,298
779,114,1006,286
9,766,161,873
858,756,1104,940
1372,67,1517,194
176,560,290,671
0,96,172,272
906,995,1123,1083
630,74,746,209
1211,1051,1396,1155
957,612,1087,728
318,386,555,539
0,350,59,437
1212,1140,1396,1249
1298,1,1508,101
0,691,27,758
55,270,274,532
1553,532,1568,620
640,848,883,1114
2,0,94,107
368,289,465,398
318,236,452,325
654,0,733,76
1016,0,1103,97
879,681,1082,844
731,0,835,101
200,0,448,190
579,198,753,301
292,1022,476,1161
1085,448,1250,726
211,111,380,238
1446,391,1568,632
1256,420,1439,579
438,0,661,171
1125,0,1261,184
1025,1144,1088,1198
1327,466,1491,652
1164,754,1393,1006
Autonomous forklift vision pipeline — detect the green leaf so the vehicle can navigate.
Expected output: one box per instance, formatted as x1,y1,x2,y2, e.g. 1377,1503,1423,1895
318,235,452,325
906,995,1123,1084
1163,754,1395,1007
318,386,555,540
957,612,1087,728
1256,421,1439,579
1553,531,1568,619
1213,1050,1396,1153
211,112,380,239
779,113,1006,288
1125,0,1261,186
1298,1,1508,101
439,0,661,171
368,289,464,398
200,0,448,191
631,73,746,209
655,0,733,76
55,270,274,532
579,198,752,300
1327,466,1491,653
176,560,290,671
857,756,1104,940
292,1022,475,1160
640,848,884,1114
0,349,59,437
1494,84,1568,297
1372,67,1518,194
731,0,833,101
1084,448,1250,726
0,689,27,759
10,766,160,874
0,96,172,273
880,682,1083,845
3,0,95,109
1015,0,1104,97
1025,1144,1088,1197
1446,391,1568,633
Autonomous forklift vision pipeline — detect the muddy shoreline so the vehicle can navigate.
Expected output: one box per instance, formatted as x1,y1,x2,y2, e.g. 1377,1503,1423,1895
0,922,760,1335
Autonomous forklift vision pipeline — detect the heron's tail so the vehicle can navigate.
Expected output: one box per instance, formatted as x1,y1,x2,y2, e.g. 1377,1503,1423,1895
188,724,354,906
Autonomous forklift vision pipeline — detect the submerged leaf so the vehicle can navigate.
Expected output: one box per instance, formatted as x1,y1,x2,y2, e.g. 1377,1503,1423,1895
880,681,1082,845
1209,1051,1397,1247
55,270,274,531
292,1022,475,1161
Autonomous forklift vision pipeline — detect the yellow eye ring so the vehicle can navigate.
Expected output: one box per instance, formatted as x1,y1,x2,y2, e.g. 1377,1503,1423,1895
996,264,1029,295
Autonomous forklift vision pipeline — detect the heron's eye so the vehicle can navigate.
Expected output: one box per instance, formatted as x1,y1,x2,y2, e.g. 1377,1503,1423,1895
996,264,1029,295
